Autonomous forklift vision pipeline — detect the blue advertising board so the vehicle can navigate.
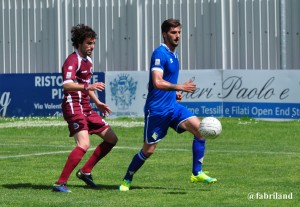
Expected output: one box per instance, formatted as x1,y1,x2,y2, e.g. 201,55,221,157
0,73,105,117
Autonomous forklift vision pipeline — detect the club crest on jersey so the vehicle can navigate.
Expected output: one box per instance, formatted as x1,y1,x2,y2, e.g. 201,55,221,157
170,58,173,63
155,59,160,66
110,74,137,110
66,72,72,79
73,123,79,130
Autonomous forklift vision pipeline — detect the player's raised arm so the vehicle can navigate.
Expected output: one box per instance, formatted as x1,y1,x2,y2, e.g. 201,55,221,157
152,70,196,92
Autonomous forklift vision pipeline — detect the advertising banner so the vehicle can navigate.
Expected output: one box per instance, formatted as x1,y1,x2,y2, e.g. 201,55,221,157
105,70,223,117
0,73,104,117
1,70,300,120
177,70,223,117
105,70,300,120
222,70,300,119
105,72,147,117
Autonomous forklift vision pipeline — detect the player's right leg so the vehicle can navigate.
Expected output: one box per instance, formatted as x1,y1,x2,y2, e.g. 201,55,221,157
52,182,71,193
52,145,87,192
52,130,90,192
119,110,168,191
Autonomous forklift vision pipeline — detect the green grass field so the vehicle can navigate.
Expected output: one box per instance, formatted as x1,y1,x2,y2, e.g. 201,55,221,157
0,117,299,207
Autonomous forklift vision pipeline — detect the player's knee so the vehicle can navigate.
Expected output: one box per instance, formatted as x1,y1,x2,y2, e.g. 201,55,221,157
100,128,118,144
111,135,118,145
142,149,155,158
142,143,157,157
78,143,90,151
105,134,118,145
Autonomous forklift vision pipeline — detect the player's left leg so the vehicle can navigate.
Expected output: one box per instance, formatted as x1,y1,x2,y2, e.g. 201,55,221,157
81,127,117,172
77,128,117,187
174,104,217,184
77,112,118,187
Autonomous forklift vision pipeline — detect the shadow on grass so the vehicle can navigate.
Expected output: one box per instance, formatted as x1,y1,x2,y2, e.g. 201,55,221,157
2,183,52,190
2,183,190,192
2,183,119,191
163,187,212,195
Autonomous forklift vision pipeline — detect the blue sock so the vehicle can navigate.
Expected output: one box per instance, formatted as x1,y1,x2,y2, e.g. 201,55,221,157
123,150,148,181
192,137,206,176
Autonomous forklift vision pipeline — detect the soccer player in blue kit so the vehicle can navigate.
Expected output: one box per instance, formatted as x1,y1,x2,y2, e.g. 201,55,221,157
119,19,217,191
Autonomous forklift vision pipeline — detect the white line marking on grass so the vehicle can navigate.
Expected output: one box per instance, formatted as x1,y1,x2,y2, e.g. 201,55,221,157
208,149,300,155
0,150,73,159
0,147,95,159
0,120,144,128
114,146,300,155
0,143,73,148
0,121,67,128
1,146,299,159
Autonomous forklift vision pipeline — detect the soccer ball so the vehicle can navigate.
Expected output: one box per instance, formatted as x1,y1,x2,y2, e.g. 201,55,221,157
199,117,222,139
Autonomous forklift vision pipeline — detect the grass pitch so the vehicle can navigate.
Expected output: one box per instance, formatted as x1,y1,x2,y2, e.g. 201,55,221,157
0,117,299,207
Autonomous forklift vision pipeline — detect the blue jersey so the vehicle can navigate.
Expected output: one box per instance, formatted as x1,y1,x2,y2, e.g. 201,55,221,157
144,44,179,113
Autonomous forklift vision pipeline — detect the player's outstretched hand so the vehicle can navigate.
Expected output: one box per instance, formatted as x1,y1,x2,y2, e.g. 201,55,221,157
89,82,105,91
182,79,196,93
96,102,112,116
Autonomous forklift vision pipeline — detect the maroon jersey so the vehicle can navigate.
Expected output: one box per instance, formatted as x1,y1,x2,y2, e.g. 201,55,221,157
61,50,93,115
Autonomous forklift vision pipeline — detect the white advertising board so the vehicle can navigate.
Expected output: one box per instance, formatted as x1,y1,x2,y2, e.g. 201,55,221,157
105,70,300,120
222,70,300,119
105,72,148,117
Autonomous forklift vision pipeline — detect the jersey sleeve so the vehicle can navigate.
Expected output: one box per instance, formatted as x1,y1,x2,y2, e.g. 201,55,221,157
62,55,78,85
150,49,166,73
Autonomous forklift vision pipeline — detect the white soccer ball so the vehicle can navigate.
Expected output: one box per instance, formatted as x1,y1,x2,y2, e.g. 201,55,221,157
199,117,222,139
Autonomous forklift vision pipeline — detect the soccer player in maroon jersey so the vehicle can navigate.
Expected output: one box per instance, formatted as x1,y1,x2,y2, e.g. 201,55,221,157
52,24,118,192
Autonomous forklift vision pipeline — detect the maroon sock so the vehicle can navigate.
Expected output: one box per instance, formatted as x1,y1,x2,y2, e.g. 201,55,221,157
81,141,115,173
56,146,86,184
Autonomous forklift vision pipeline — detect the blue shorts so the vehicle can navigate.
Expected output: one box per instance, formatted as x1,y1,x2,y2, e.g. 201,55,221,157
144,102,196,144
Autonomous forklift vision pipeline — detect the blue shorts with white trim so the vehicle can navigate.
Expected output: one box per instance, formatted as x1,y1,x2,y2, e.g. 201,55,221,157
144,102,196,144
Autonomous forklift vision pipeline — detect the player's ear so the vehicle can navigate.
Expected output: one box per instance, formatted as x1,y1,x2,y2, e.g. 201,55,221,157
162,32,167,40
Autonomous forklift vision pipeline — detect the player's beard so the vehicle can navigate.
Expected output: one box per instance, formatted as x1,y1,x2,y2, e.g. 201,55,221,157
86,50,93,57
164,36,180,50
171,39,179,48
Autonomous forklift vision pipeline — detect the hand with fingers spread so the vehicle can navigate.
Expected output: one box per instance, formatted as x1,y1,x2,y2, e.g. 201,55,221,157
181,79,196,92
95,102,112,117
87,82,105,92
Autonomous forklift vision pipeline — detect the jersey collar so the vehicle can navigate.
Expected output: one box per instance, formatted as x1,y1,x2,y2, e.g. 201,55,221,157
161,43,178,58
74,49,88,62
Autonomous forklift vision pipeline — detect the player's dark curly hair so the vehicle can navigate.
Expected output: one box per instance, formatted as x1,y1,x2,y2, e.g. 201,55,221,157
161,19,181,33
71,24,97,49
